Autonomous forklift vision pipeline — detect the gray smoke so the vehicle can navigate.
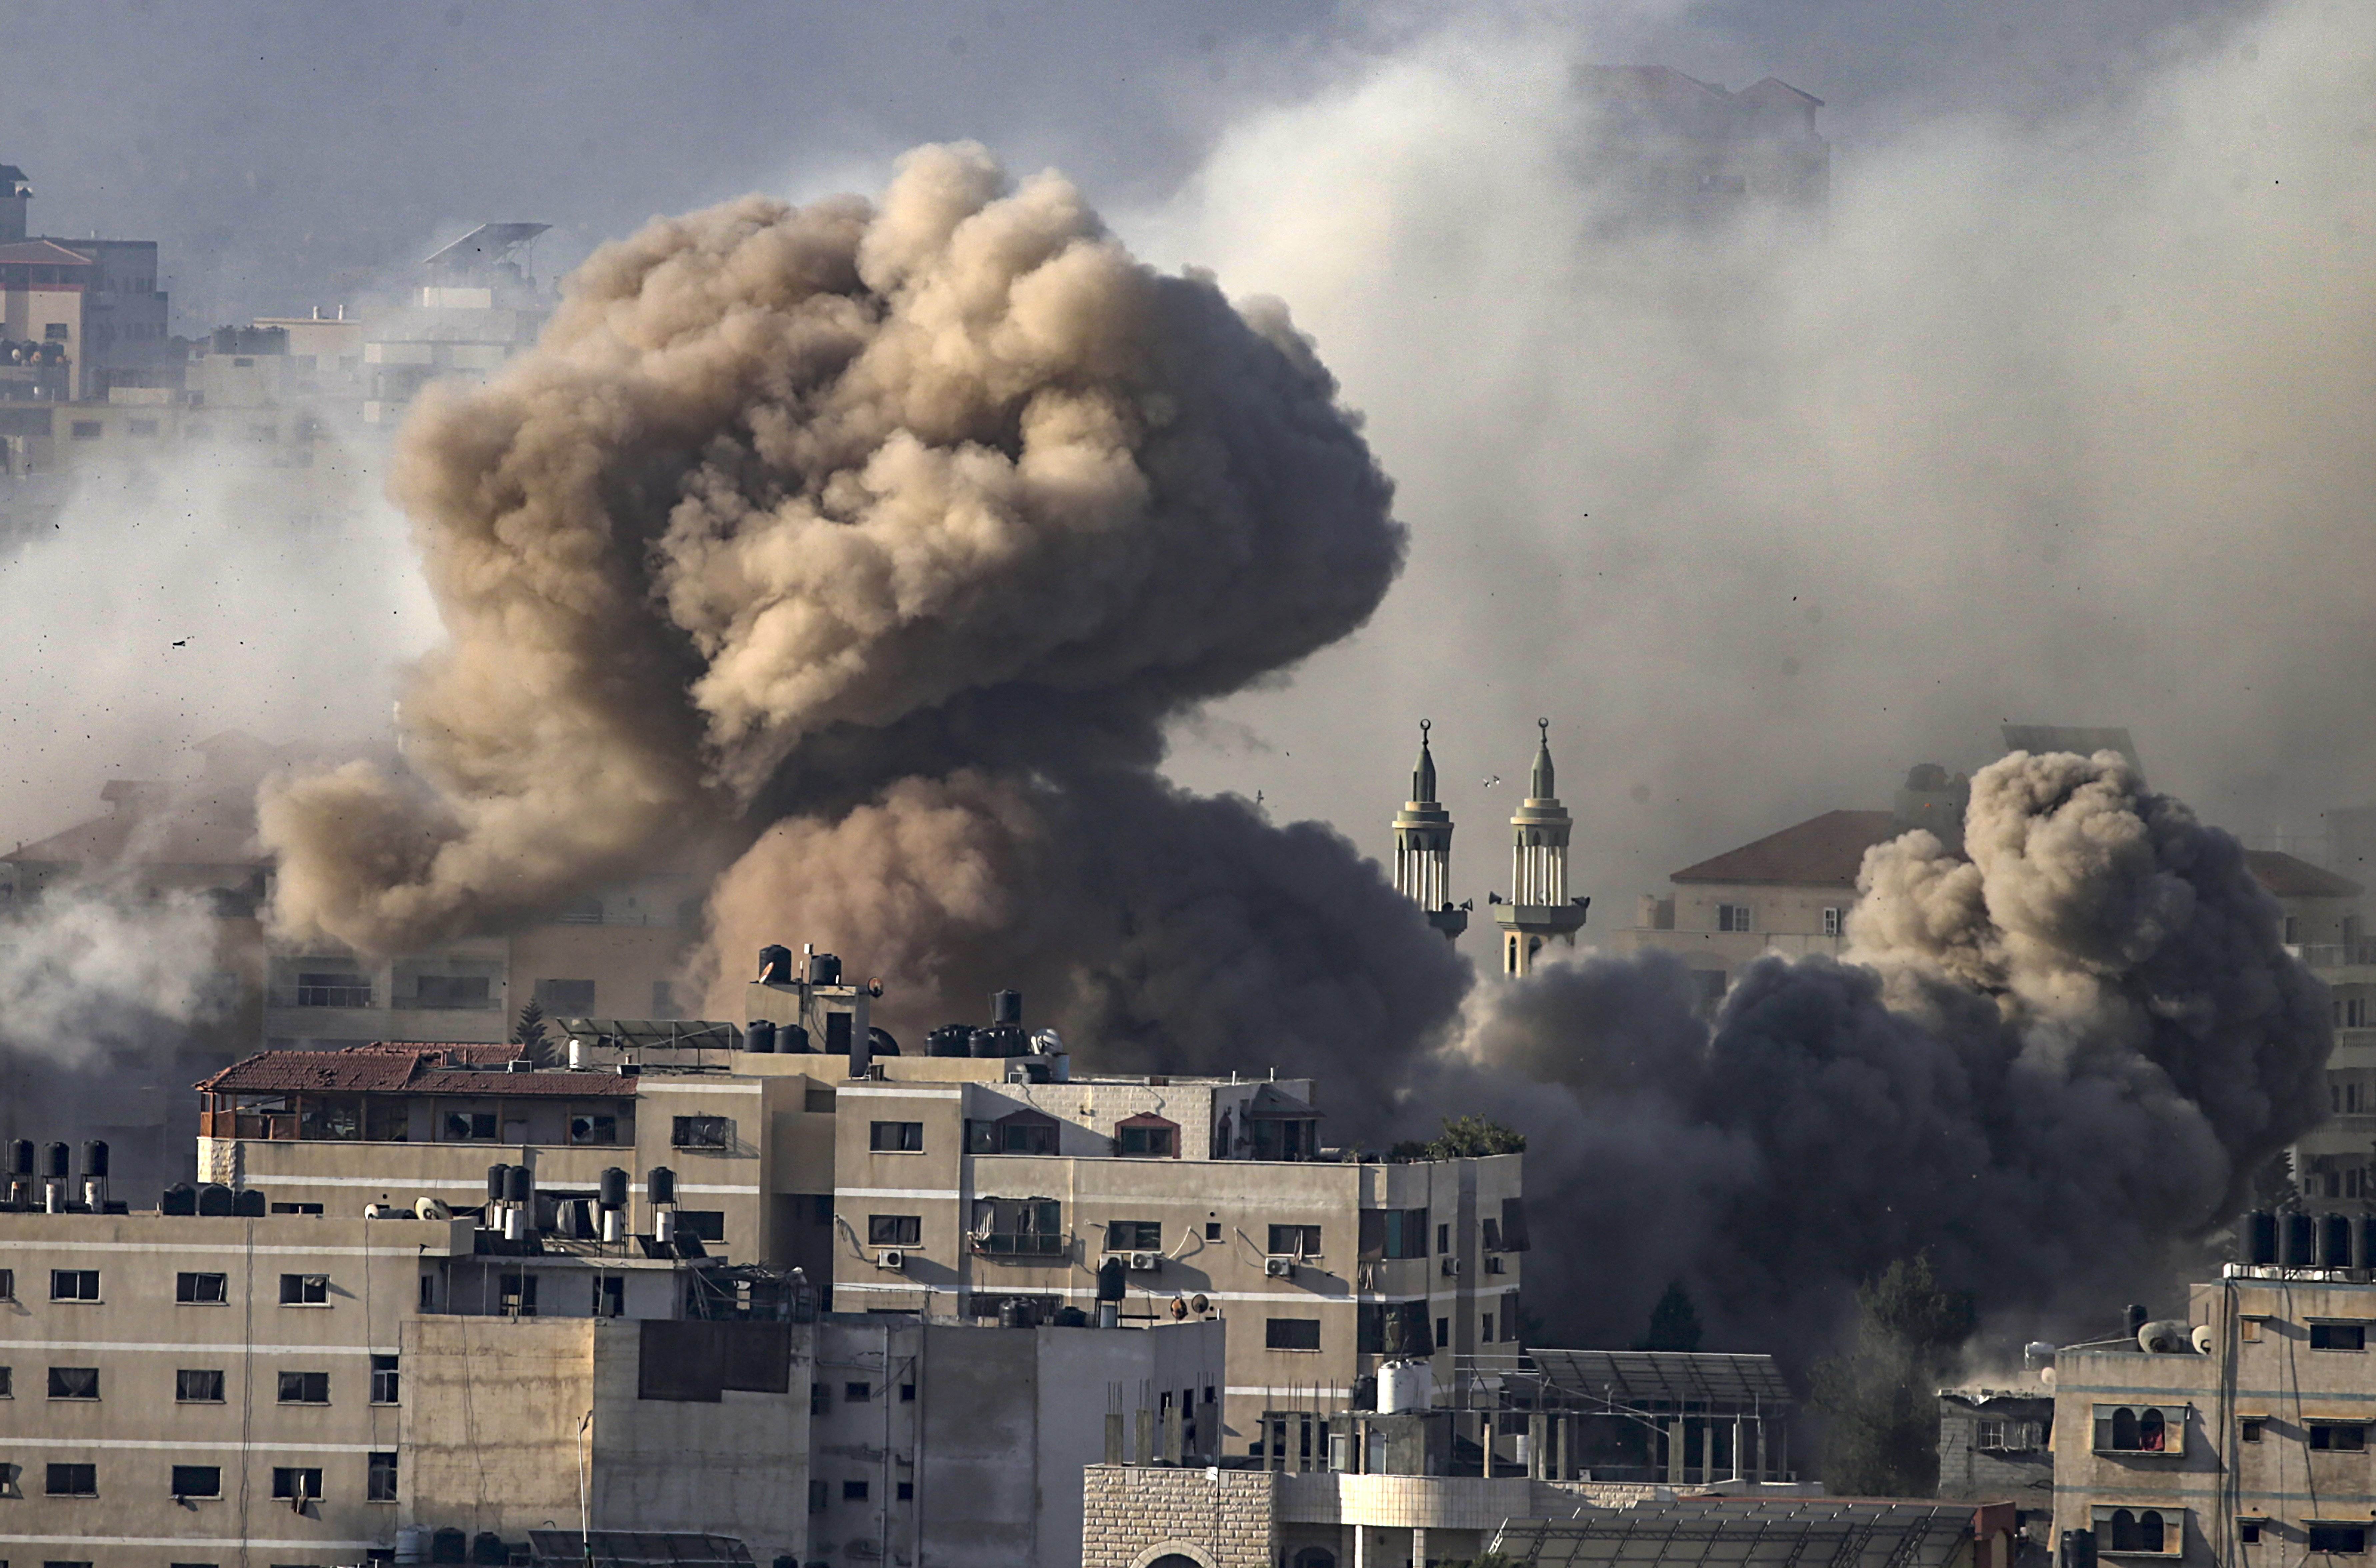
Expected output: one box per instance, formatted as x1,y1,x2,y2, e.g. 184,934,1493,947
1452,749,2331,1350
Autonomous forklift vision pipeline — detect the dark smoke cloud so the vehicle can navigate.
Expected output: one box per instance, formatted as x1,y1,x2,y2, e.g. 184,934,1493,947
1453,750,2331,1352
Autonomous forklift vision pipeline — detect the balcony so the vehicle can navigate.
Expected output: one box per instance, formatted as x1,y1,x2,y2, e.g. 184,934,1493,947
971,1231,1068,1259
2294,942,2376,972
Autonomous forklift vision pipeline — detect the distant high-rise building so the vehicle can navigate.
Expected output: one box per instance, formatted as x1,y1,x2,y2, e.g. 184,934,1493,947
1392,720,1467,941
1575,66,1829,228
1494,720,1589,975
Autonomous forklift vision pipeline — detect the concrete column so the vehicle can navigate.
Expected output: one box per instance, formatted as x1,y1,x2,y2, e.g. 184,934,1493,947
1529,1412,1547,1479
1700,1419,1713,1483
1732,1415,1744,1482
1352,1522,1367,1568
1666,1419,1684,1483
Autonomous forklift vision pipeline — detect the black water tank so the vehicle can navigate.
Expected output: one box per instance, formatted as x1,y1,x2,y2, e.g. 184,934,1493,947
1096,1256,1127,1303
2285,1211,2318,1267
487,1165,510,1205
8,1138,31,1175
232,1189,266,1217
745,1020,777,1054
1053,1305,1089,1327
43,1142,69,1179
432,1529,468,1564
472,1531,508,1566
81,1140,108,1179
971,1025,1025,1058
757,944,793,983
503,1165,532,1205
778,1023,812,1053
999,1297,1034,1329
648,1167,676,1207
807,952,842,986
160,1183,197,1216
2245,1210,2279,1266
2321,1212,2356,1268
598,1168,628,1210
867,1026,900,1058
928,1025,974,1058
991,989,1023,1025
197,1183,236,1216
2124,1303,2148,1339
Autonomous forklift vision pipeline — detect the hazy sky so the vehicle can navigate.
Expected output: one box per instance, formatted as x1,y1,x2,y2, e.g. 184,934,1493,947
9,0,2363,923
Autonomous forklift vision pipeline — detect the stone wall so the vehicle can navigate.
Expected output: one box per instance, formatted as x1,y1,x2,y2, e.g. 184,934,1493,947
1082,1464,1279,1568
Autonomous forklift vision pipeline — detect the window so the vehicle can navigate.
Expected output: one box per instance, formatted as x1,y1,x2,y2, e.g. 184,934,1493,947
1108,1220,1162,1252
970,1196,1063,1255
569,1113,617,1145
51,1269,100,1301
535,978,596,1014
1822,906,1843,937
2242,1317,2264,1342
280,1273,329,1305
672,1115,731,1149
2240,1520,2263,1544
46,323,72,340
1115,1116,1178,1157
594,1277,624,1318
46,1463,97,1496
278,1371,330,1405
843,1479,869,1501
48,1366,98,1400
2312,1423,2369,1451
2093,1404,2187,1455
676,1210,725,1241
811,1382,830,1416
967,1111,1059,1154
369,1355,399,1405
0,1365,10,1397
897,1480,914,1500
1268,1224,1322,1258
68,419,101,441
2314,1321,2369,1351
1718,903,1753,932
1482,1311,1495,1342
271,1467,321,1502
805,1088,837,1113
177,1370,226,1403
2312,1525,2371,1555
868,1214,921,1247
845,1381,871,1403
1504,1290,1523,1340
869,1121,924,1152
176,1272,228,1304
1365,1207,1430,1259
1206,1221,1222,1241
651,980,680,1018
1437,1222,1450,1253
1266,1317,1322,1351
0,1267,12,1297
294,971,372,1007
367,1451,397,1503
2093,1507,2182,1556
900,1383,915,1402
413,974,489,1009
171,1465,221,1499
1436,1316,1450,1348
444,1111,497,1141
2241,1418,2265,1442
1978,1420,2042,1452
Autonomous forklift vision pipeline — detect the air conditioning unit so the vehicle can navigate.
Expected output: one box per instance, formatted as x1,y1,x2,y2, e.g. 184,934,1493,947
1128,1251,1161,1271
1440,1255,1463,1277
875,1248,906,1271
1264,1256,1295,1278
1486,1256,1507,1275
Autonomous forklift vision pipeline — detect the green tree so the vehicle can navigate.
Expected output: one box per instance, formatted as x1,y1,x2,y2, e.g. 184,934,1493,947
1809,1252,1975,1496
513,998,551,1064
1638,1281,1705,1352
1398,1115,1526,1160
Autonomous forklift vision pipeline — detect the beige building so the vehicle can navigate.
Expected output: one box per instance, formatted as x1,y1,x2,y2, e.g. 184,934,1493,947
190,959,1529,1454
0,1205,1217,1568
2050,1262,2376,1567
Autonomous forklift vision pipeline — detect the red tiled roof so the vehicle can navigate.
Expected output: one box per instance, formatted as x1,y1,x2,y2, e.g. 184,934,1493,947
197,1044,634,1098
1671,810,1901,887
2246,850,2363,900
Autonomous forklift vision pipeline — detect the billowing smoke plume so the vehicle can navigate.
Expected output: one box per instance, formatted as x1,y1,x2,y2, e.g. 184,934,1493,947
261,143,1460,1106
1456,749,2331,1351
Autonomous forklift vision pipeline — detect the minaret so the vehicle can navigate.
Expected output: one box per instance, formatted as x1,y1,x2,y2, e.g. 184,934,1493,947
1493,718,1589,975
1393,720,1467,941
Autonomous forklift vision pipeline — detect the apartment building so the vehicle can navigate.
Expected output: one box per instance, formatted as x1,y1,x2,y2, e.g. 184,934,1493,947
0,1203,1217,1568
184,955,1529,1451
2052,1234,2376,1568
